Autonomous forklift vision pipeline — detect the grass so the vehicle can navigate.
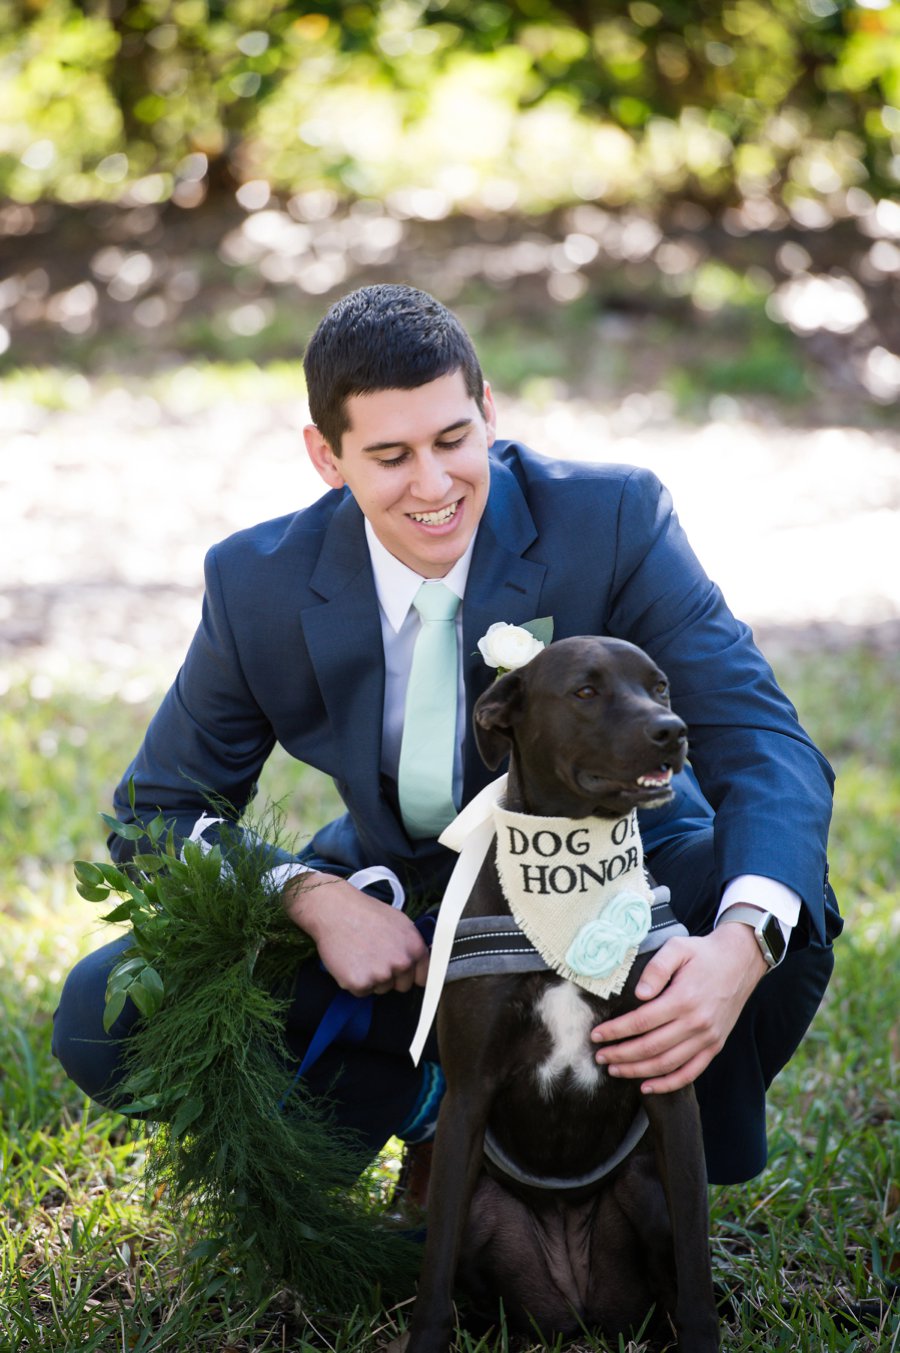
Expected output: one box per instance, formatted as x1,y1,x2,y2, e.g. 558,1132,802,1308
1,643,898,1351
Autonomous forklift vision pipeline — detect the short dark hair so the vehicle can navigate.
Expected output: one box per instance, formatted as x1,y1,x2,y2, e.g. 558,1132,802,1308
303,284,485,452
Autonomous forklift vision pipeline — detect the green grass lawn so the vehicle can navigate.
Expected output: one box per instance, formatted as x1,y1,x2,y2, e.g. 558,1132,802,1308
1,644,897,1351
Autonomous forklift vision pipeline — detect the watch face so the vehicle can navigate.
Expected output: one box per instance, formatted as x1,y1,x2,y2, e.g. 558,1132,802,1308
760,913,786,966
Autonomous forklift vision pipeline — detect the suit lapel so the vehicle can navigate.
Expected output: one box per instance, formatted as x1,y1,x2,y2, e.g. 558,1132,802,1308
301,456,547,840
461,457,546,803
300,494,414,853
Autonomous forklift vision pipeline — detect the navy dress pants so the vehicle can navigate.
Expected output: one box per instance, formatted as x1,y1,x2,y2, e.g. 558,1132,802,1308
52,830,837,1184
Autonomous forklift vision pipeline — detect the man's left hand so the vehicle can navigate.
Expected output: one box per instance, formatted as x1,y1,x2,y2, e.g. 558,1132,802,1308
590,924,768,1094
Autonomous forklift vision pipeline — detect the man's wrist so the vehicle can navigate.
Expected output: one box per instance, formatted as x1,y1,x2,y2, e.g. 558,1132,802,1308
717,904,787,969
710,919,770,981
282,870,334,937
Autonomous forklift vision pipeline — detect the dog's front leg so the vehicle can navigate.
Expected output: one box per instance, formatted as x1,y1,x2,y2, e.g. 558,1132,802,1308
404,1083,491,1353
644,1089,720,1353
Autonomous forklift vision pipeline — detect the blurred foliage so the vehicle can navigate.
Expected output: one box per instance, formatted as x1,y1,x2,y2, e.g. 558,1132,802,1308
1,0,898,214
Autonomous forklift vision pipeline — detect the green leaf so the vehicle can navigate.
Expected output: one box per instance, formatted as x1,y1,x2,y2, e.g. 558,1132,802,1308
127,776,137,813
130,854,166,873
102,987,127,1034
74,860,105,887
139,966,164,1000
97,863,132,890
122,1066,160,1095
147,813,167,844
141,880,160,906
186,1237,225,1263
107,955,146,985
171,1095,205,1138
101,900,139,924
116,1095,161,1114
128,978,162,1019
77,883,112,903
522,615,554,647
100,813,146,841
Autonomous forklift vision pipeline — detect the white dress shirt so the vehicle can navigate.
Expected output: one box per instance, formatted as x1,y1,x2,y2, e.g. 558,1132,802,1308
267,523,798,955
364,519,476,807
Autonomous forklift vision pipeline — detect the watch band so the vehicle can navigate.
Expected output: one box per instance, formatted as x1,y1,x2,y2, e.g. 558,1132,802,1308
719,905,786,969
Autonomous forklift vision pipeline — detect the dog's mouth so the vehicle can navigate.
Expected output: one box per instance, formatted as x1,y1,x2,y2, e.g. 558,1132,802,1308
635,766,673,791
574,762,678,810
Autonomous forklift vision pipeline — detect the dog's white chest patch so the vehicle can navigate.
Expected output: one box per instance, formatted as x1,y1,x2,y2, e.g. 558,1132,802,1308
534,981,603,1098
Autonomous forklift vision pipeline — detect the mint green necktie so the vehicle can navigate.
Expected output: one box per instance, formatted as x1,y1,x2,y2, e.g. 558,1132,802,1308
398,582,461,840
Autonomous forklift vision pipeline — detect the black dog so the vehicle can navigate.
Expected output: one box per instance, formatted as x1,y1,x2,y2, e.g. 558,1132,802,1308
404,636,720,1353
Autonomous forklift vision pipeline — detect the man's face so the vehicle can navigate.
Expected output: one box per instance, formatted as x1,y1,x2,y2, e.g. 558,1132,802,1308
304,370,496,578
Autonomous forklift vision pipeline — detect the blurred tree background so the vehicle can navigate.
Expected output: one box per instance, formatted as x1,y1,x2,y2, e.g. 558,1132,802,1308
1,0,899,405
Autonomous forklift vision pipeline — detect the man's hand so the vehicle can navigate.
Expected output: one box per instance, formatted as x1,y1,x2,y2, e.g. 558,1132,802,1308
284,873,429,997
590,924,768,1094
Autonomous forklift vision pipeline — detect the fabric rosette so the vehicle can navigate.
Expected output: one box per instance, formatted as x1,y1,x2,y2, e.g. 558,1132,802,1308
565,890,652,980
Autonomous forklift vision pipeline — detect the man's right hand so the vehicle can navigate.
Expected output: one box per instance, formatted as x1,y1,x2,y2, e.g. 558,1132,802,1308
284,873,430,997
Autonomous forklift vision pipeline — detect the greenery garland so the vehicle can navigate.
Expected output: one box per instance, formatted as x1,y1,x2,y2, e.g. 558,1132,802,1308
74,789,417,1310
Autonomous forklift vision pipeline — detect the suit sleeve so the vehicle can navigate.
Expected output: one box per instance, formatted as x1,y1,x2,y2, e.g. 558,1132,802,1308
110,544,277,862
606,466,834,940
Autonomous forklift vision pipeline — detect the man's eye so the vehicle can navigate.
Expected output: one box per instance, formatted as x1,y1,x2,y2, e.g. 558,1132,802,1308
574,686,597,700
379,451,410,467
436,435,465,450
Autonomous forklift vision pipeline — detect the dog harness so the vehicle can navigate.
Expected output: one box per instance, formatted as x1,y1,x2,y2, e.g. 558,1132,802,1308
444,893,685,1194
407,778,691,1193
410,775,689,1064
444,888,685,982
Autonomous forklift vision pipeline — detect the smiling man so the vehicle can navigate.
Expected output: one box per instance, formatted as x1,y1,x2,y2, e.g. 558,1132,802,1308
54,284,841,1187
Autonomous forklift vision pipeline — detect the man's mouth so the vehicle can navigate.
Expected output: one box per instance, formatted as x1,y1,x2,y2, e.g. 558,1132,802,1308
408,500,460,526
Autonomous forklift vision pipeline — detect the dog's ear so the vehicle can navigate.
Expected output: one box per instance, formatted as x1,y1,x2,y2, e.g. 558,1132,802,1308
473,670,526,770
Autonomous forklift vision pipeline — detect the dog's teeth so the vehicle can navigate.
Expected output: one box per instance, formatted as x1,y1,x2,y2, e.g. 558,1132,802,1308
637,768,673,788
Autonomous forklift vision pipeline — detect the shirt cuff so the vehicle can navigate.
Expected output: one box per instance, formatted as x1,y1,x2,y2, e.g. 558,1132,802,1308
717,875,800,952
263,861,317,893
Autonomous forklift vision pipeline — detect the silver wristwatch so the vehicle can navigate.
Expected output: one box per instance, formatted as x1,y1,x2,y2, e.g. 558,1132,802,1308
719,904,786,969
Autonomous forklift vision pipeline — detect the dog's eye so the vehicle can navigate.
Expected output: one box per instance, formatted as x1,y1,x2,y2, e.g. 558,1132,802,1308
574,686,597,700
654,680,670,698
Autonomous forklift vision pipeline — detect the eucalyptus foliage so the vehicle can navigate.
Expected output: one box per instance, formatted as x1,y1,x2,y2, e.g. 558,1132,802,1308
73,789,416,1309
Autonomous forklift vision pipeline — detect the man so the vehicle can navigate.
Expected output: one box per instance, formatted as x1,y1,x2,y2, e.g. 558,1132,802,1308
54,284,841,1185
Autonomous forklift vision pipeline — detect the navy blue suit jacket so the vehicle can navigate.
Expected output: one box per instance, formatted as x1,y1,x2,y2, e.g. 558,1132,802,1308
114,442,836,944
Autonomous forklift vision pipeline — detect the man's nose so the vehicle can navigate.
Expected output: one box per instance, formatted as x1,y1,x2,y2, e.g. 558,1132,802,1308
411,451,453,502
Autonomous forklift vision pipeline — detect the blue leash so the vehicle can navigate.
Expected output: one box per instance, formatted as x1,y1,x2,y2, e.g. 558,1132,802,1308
277,871,436,1111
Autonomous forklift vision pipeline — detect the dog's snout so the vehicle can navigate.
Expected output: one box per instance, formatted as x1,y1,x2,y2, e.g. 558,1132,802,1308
647,712,687,748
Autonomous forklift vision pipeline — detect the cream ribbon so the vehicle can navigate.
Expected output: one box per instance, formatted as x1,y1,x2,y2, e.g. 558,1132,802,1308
409,774,508,1065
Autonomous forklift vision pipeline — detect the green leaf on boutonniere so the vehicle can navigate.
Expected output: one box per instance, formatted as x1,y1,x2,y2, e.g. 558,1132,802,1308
521,616,554,647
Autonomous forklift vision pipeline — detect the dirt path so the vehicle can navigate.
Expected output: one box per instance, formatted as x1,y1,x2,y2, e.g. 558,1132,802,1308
2,383,898,696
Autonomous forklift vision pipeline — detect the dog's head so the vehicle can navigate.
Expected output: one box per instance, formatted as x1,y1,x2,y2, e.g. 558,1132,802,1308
474,636,687,819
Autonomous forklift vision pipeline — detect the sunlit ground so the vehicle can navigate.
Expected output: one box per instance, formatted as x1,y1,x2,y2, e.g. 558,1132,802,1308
2,370,898,703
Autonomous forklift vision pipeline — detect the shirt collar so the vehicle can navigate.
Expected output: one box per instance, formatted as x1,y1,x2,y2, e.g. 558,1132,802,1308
364,519,478,634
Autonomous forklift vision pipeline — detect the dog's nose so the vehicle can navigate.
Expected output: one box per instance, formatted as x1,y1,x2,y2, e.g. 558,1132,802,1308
646,712,687,748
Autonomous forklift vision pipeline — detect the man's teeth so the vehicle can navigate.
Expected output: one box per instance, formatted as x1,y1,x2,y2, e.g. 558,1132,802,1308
636,767,673,788
409,502,458,525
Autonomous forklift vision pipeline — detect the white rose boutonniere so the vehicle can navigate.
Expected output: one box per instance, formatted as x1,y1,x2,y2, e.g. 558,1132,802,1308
478,617,554,676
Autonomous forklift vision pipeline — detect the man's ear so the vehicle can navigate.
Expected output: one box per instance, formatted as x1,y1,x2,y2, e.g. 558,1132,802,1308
482,380,497,448
473,669,525,770
304,424,345,490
